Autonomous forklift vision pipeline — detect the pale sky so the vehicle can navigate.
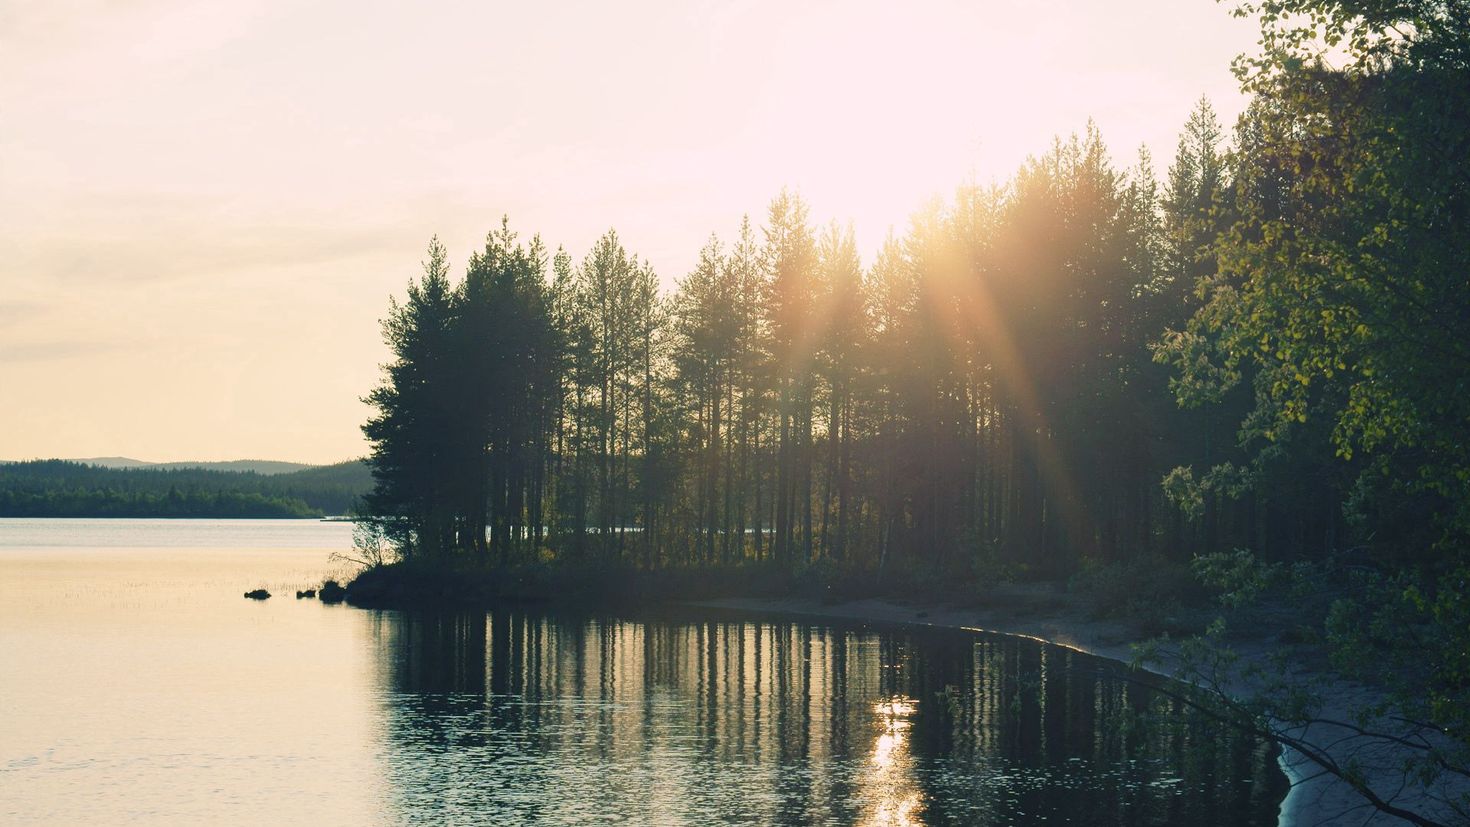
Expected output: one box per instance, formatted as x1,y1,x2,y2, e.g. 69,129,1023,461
0,0,1258,465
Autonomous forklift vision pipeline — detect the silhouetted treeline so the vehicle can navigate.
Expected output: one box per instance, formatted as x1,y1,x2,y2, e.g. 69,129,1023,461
355,116,1347,575
0,459,372,517
364,3,1467,597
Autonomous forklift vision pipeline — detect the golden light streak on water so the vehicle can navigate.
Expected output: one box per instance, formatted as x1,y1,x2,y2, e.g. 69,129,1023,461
861,696,923,826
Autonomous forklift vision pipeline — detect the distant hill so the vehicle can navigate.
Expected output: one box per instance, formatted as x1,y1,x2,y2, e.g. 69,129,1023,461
68,456,153,469
67,457,313,475
0,459,373,518
278,460,374,488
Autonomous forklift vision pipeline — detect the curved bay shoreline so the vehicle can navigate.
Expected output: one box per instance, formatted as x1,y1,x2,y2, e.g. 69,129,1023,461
684,595,1460,827
339,562,1463,826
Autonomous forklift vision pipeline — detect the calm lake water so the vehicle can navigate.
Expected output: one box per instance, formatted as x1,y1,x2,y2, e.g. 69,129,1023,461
0,519,1286,825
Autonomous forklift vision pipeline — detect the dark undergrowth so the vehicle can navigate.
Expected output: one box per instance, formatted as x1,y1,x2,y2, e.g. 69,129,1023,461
1068,556,1213,637
343,555,997,611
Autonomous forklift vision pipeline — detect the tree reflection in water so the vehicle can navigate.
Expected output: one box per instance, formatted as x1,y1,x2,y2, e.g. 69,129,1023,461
365,609,1286,826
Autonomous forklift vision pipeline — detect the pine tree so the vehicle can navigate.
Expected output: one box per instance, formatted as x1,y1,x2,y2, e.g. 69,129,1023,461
362,237,461,559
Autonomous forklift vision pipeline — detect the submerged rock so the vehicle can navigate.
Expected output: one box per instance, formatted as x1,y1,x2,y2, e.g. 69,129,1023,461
296,589,317,599
318,580,346,603
243,589,271,600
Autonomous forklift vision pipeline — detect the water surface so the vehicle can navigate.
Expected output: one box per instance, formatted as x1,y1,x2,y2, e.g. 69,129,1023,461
0,519,1286,825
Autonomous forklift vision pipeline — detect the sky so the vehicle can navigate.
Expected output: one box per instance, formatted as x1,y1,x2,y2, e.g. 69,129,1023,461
0,0,1260,465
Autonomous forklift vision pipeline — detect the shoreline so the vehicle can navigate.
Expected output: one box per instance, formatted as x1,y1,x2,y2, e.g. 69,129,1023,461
684,594,1457,827
339,559,1464,826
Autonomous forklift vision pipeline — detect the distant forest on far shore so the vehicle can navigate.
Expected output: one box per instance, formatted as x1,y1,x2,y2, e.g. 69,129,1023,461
0,460,372,518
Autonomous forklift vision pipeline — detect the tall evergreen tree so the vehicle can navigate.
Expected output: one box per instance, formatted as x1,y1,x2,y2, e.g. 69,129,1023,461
362,237,462,558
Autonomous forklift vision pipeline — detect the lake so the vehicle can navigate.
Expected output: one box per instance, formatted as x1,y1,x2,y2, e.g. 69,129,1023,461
0,519,1286,825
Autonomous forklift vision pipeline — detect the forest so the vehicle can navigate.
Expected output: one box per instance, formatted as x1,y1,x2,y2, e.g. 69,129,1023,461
362,67,1467,585
0,459,371,517
357,1,1468,817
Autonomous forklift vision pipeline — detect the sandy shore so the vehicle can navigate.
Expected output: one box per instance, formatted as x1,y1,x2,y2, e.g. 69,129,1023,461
689,593,1466,827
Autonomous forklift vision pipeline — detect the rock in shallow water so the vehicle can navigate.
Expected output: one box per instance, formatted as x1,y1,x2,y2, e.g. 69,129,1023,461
318,580,346,603
296,589,316,599
243,589,270,600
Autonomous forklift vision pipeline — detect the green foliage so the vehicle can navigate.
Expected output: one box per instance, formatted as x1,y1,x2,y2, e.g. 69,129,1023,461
1165,0,1470,547
1322,564,1470,747
1191,549,1284,608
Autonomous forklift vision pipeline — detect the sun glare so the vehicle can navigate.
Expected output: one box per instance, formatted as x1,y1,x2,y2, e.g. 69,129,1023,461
862,696,923,826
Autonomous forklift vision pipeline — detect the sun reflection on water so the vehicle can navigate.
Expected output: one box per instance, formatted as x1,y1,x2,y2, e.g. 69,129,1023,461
861,696,924,826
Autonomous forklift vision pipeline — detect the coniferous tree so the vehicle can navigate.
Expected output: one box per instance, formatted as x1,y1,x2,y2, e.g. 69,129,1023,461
763,191,820,566
362,237,461,558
